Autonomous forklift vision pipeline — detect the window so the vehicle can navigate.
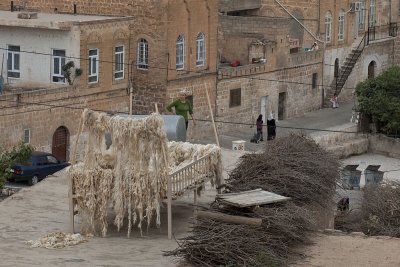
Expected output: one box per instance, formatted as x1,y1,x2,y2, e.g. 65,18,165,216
359,1,366,30
7,45,20,78
115,46,124,79
338,10,345,41
52,49,66,83
229,88,241,107
325,11,332,43
47,155,58,164
23,129,30,143
88,49,98,83
196,32,205,67
369,0,375,27
137,39,148,70
312,73,318,89
137,39,149,70
176,35,185,70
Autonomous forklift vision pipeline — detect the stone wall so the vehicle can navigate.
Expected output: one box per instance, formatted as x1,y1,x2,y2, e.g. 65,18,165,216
216,62,322,133
0,86,129,153
338,38,395,102
368,134,400,159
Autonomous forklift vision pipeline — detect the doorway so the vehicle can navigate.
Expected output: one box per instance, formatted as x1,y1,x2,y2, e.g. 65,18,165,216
260,96,269,122
278,92,286,120
52,126,69,161
368,61,376,79
334,58,339,78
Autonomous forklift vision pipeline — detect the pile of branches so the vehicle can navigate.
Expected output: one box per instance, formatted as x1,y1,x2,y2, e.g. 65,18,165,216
167,134,341,266
360,182,400,237
227,133,340,209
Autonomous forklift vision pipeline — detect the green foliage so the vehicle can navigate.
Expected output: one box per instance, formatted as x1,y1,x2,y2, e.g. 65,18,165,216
62,61,82,85
0,143,34,188
356,66,400,135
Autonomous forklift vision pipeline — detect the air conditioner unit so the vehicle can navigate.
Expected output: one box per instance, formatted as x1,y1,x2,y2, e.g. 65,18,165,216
350,2,362,12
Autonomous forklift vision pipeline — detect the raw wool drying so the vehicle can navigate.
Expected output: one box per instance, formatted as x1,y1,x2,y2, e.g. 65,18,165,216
167,141,222,181
26,232,89,249
68,109,169,238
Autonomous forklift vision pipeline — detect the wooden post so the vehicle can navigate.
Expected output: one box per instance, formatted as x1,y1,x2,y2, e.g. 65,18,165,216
155,103,172,239
69,113,84,234
204,83,220,147
197,210,262,226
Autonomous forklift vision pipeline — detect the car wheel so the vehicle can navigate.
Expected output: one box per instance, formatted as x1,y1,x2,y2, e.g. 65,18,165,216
29,175,39,186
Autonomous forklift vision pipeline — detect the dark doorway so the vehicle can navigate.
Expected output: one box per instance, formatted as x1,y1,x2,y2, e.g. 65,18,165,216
368,61,376,79
334,58,339,77
278,92,286,120
52,126,69,161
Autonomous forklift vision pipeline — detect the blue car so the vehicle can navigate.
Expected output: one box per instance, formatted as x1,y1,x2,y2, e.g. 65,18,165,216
9,151,70,185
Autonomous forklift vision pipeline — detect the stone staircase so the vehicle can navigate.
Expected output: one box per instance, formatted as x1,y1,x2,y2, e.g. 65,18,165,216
324,35,366,107
311,123,368,159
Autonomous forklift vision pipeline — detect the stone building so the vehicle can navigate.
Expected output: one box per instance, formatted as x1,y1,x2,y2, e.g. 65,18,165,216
215,0,323,132
214,0,400,133
0,11,133,160
0,0,218,159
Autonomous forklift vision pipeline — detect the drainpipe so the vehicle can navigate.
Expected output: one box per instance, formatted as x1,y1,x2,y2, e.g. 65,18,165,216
274,0,326,108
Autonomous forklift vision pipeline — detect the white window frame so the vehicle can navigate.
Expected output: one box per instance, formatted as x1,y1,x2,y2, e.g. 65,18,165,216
369,0,375,27
137,39,149,70
88,48,99,83
338,10,345,41
325,11,332,43
115,46,124,79
52,49,66,84
7,45,20,79
196,32,205,67
23,128,30,144
176,35,185,70
358,1,366,30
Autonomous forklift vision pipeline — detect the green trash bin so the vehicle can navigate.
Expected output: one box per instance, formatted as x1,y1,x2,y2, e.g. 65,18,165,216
342,165,361,190
365,165,383,185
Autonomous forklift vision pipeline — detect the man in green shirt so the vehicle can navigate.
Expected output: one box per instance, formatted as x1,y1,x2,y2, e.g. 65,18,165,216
166,90,196,130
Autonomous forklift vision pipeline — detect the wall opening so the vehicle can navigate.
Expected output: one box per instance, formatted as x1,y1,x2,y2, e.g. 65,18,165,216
52,126,70,161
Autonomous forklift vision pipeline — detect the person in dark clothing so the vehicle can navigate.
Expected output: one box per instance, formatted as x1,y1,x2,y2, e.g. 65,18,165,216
267,113,276,140
337,197,350,212
256,114,264,142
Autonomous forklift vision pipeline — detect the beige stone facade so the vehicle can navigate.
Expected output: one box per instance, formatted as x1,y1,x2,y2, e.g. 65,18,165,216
0,0,218,158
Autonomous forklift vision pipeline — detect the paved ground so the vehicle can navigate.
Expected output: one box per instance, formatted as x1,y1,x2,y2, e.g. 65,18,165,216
195,101,354,152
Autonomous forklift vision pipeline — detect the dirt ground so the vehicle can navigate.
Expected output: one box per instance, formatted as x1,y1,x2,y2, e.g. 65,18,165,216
293,232,400,267
0,148,245,267
2,149,400,267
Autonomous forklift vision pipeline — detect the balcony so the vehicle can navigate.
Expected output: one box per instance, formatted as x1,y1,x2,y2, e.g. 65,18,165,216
218,62,267,79
219,0,261,13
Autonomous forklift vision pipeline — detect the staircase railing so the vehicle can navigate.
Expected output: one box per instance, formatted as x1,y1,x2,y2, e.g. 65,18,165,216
335,33,366,96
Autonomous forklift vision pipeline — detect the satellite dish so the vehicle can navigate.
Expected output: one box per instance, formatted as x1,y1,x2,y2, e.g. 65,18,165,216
0,76,4,95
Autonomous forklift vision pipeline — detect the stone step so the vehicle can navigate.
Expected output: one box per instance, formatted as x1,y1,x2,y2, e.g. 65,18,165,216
311,123,360,146
323,138,369,159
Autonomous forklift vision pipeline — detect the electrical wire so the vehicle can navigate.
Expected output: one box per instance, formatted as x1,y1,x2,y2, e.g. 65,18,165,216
0,46,359,91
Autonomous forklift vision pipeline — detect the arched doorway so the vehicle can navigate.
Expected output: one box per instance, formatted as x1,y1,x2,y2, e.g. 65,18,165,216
334,58,339,77
368,61,376,79
52,126,69,161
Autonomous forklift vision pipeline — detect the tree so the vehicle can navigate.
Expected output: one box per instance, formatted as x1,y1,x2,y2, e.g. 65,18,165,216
0,143,34,188
356,66,400,136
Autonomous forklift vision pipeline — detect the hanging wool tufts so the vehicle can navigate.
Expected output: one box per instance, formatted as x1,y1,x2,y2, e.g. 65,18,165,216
68,109,223,238
167,141,222,188
69,109,169,237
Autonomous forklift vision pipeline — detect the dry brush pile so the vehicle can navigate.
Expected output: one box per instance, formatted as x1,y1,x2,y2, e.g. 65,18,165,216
336,181,400,237
167,134,341,266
